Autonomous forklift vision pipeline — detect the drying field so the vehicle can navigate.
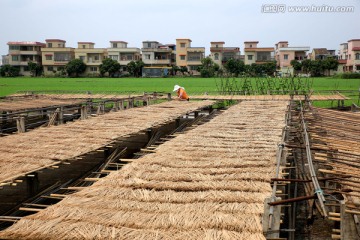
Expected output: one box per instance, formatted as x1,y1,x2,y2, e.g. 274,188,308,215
0,100,287,239
0,100,214,184
0,97,83,112
190,94,348,101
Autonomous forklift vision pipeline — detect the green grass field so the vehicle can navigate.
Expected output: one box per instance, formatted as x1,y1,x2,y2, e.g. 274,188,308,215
1,77,359,107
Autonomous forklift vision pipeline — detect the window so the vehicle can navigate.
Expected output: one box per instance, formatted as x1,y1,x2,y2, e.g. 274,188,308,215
82,45,86,49
109,55,118,61
12,55,19,61
90,67,97,72
180,55,186,60
48,43,52,48
357,65,360,71
250,44,252,48
46,55,52,60
147,43,151,48
248,55,253,60
180,43,186,48
47,66,54,71
54,53,71,62
284,54,288,60
112,43,117,48
215,45,218,48
214,53,219,60
349,54,351,60
145,54,151,60
23,66,29,72
356,53,360,60
79,56,85,61
94,55,99,61
9,45,20,50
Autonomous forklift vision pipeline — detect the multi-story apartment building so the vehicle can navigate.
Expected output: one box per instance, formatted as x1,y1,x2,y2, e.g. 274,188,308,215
275,41,310,74
243,41,274,65
7,41,45,76
338,43,348,72
41,39,75,76
176,39,205,74
209,41,240,67
346,39,360,72
141,41,175,77
74,42,107,75
108,41,141,72
322,39,360,72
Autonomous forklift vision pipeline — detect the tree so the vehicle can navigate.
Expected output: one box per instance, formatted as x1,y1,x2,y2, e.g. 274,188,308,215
290,60,302,72
0,64,20,77
301,59,312,74
99,58,121,77
65,59,86,77
322,57,339,76
224,59,245,77
262,61,277,76
198,57,219,78
179,66,188,75
28,61,43,77
127,60,144,77
171,65,180,76
309,59,324,77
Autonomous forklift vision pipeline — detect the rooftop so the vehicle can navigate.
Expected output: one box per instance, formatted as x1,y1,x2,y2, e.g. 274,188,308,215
46,39,66,43
7,41,45,46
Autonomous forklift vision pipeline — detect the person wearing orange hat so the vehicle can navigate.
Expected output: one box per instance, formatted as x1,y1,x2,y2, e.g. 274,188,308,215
173,84,189,101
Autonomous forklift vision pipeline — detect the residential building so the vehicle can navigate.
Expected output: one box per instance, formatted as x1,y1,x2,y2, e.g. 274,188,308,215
1,55,9,66
243,41,274,65
310,48,330,60
176,39,205,74
141,41,175,77
275,41,310,74
346,39,360,72
337,43,348,72
209,41,240,67
7,41,45,76
41,39,75,76
107,41,141,72
74,42,107,75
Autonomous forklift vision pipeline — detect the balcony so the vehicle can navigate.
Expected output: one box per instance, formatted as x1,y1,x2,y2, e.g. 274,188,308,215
255,58,275,64
210,47,240,53
142,48,172,53
143,59,171,65
187,47,205,53
338,59,347,64
86,60,102,65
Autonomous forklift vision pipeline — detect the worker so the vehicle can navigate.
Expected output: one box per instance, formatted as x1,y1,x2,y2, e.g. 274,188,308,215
173,84,189,101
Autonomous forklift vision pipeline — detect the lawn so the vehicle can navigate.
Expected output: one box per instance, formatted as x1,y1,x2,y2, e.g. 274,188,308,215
0,77,359,107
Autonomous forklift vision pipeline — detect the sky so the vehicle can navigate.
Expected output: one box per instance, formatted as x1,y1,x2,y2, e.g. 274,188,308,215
0,0,359,58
